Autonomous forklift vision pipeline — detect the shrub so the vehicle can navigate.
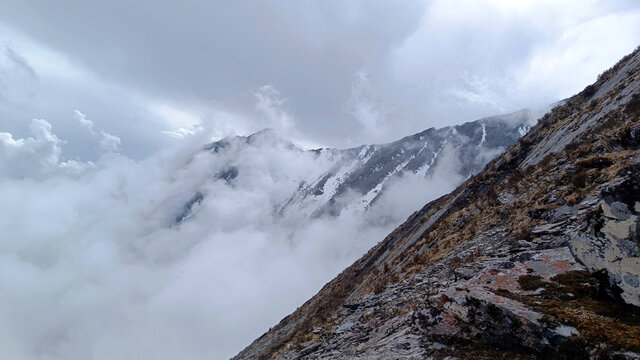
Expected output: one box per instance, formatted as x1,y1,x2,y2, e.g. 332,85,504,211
373,281,386,294
576,156,613,170
572,170,588,188
512,227,534,242
582,84,597,98
626,93,640,115
518,274,548,291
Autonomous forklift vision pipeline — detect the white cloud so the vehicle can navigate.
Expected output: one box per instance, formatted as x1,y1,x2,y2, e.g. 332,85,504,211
0,122,465,359
516,9,640,96
346,70,387,142
151,102,203,137
160,125,203,139
0,2,638,152
0,119,90,179
74,109,96,135
99,131,121,153
385,0,640,132
254,85,295,132
73,109,122,153
0,42,37,105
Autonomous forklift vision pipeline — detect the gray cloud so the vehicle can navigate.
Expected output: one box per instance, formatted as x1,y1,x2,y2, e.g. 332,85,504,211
0,1,637,155
0,40,169,160
0,1,424,148
0,2,639,359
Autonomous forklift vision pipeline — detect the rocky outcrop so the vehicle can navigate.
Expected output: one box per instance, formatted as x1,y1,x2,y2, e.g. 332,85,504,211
570,163,640,306
234,47,640,359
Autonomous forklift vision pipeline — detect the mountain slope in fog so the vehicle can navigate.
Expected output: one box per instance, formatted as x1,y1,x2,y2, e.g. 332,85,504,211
177,110,537,224
235,47,640,360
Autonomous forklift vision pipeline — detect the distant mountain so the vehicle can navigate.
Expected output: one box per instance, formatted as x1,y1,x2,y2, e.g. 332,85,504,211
279,109,534,218
176,109,539,225
234,47,640,359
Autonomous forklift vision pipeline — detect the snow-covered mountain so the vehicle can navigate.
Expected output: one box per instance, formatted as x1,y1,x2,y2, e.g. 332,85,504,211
176,108,539,224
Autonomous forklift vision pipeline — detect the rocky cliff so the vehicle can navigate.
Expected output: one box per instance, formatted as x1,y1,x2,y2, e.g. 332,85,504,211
234,46,640,359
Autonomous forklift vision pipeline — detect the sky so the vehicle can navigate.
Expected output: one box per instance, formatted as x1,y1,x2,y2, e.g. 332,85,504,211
0,0,638,158
0,1,640,359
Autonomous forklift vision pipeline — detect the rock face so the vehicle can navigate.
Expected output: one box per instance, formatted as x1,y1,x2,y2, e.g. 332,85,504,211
570,167,640,306
234,47,640,359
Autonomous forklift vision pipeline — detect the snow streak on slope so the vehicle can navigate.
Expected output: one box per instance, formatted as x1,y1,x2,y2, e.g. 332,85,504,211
415,141,445,177
479,122,487,146
278,145,376,218
360,151,416,209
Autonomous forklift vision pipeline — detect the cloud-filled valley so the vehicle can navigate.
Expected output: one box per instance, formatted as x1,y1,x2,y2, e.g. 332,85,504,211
1,1,639,359
0,100,542,358
0,117,480,359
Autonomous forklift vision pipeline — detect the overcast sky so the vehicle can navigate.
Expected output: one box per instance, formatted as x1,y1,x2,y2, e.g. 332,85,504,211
1,2,640,359
0,1,639,159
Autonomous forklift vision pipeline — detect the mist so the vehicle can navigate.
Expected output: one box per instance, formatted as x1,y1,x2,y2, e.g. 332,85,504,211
0,117,473,359
1,1,638,358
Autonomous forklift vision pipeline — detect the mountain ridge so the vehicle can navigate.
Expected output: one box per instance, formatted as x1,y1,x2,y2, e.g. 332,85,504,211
177,108,539,225
278,108,535,218
234,46,640,359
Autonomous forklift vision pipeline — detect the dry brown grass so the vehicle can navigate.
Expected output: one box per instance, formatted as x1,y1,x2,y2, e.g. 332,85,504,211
512,271,640,358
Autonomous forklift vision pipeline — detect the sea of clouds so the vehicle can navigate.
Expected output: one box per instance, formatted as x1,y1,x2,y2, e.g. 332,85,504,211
3,2,637,357
0,116,463,359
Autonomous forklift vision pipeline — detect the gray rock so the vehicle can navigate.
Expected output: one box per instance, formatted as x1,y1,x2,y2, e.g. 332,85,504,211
569,172,640,306
613,351,640,360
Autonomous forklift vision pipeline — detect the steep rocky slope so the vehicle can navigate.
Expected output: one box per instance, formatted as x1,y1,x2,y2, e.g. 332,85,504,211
234,47,640,359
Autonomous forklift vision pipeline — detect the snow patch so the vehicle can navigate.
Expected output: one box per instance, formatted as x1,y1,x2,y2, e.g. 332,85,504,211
479,122,487,147
518,126,528,137
415,140,447,177
359,150,417,208
554,325,579,337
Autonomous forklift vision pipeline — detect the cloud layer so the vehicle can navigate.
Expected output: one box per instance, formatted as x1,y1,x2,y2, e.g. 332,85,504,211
0,119,468,359
0,2,639,359
0,1,638,157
